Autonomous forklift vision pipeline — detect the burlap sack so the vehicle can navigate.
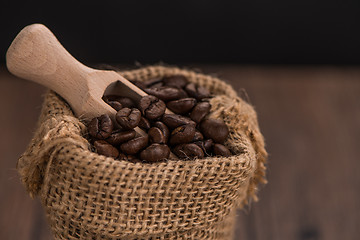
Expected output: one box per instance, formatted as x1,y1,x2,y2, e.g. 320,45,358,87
17,66,267,239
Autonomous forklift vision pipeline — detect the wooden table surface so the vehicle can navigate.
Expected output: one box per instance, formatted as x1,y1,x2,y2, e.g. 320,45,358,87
1,65,359,240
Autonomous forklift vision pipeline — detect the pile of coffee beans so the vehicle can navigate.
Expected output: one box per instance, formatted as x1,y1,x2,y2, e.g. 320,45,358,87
87,75,232,163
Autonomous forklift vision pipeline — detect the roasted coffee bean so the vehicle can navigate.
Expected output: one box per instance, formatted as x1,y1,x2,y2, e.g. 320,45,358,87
106,129,136,145
199,118,229,143
94,140,119,158
144,86,187,101
173,143,204,159
169,124,196,145
138,116,151,130
150,82,163,88
132,80,147,90
163,75,188,88
203,139,214,152
185,83,210,100
138,95,166,120
118,153,128,160
148,127,166,144
192,130,204,142
213,144,231,157
167,98,197,114
117,97,136,108
162,114,196,129
107,100,123,111
143,77,163,88
190,102,211,123
90,75,232,162
194,139,213,155
153,121,170,143
140,143,170,162
118,153,142,163
104,96,136,108
88,114,113,139
120,135,149,155
116,108,141,129
178,89,188,98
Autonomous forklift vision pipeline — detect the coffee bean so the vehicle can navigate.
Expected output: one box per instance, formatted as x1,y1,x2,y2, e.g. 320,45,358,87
118,97,136,108
194,139,213,155
163,75,188,88
190,102,211,123
104,96,135,108
144,86,187,101
107,100,123,111
88,114,113,139
178,89,188,98
185,83,210,100
149,82,164,88
91,75,232,162
148,127,166,144
197,87,210,100
94,140,119,158
192,130,204,142
213,144,231,157
199,118,229,143
118,153,128,160
138,116,151,130
173,143,204,159
169,124,196,145
106,129,136,145
143,77,163,88
203,139,214,152
167,98,197,114
120,135,149,155
140,144,170,162
138,95,166,120
162,114,196,129
118,153,142,163
132,80,147,90
116,108,141,129
153,121,170,143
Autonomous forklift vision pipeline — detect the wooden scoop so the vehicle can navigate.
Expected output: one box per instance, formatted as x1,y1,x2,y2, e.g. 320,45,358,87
6,23,149,121
6,24,179,160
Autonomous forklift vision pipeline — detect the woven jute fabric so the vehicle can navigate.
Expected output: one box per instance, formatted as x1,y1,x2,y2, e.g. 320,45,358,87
17,66,267,239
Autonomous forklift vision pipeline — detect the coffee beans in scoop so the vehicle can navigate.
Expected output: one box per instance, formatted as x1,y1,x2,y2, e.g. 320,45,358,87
87,75,232,162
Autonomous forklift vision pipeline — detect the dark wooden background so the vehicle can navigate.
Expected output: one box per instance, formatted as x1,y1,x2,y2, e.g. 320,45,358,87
1,65,359,240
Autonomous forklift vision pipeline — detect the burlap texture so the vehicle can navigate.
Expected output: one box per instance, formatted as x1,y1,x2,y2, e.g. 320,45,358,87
17,66,267,239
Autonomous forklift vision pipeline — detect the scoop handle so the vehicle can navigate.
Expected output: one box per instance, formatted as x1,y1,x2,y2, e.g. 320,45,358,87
6,24,93,102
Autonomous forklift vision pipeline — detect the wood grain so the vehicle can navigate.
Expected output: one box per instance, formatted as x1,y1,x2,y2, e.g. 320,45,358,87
1,65,359,240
